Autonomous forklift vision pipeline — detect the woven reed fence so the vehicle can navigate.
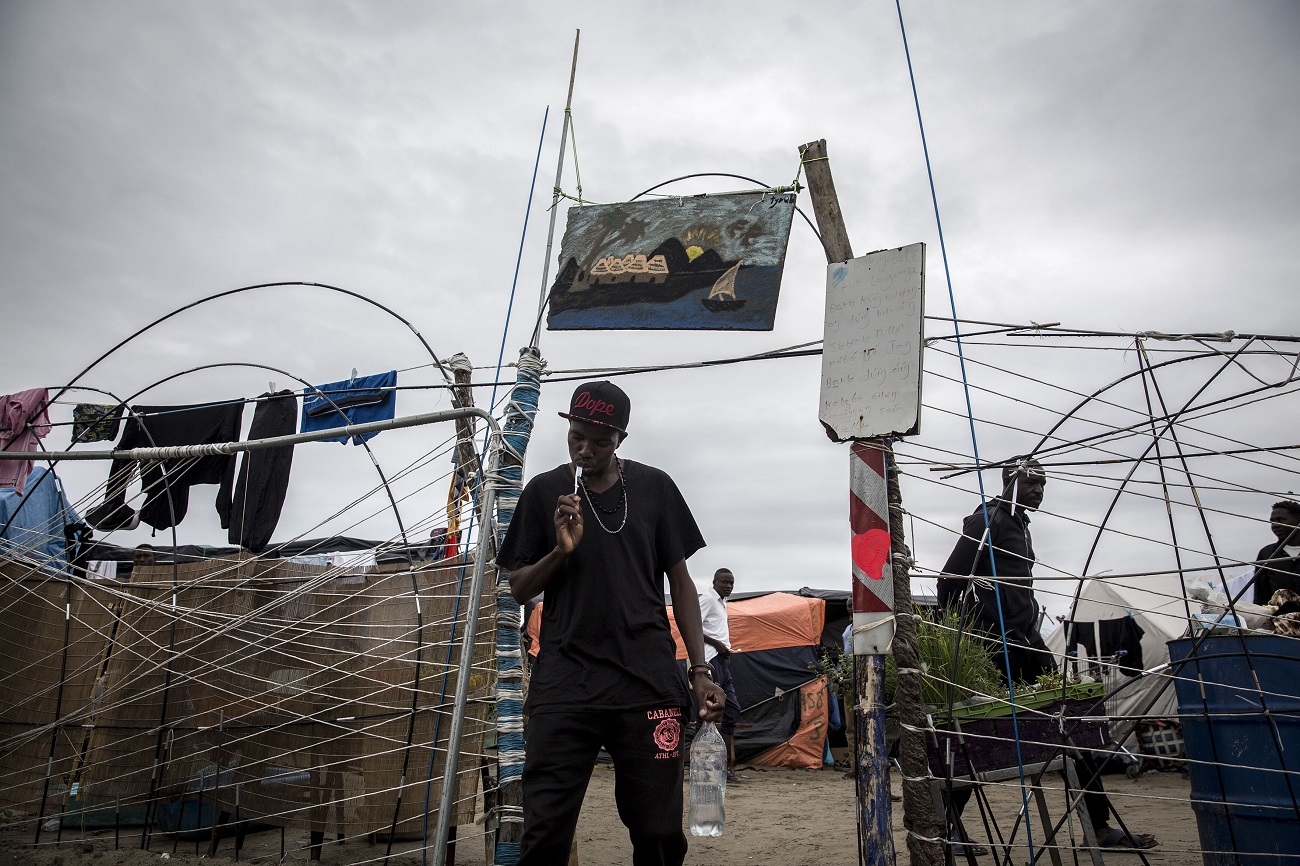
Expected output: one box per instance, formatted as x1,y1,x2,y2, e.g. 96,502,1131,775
0,553,495,839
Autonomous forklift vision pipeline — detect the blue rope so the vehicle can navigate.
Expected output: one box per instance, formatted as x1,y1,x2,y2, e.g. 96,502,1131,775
486,106,550,423
893,1,1038,857
492,357,542,866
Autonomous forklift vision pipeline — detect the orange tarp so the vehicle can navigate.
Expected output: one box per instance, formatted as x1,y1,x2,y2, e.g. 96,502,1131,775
526,591,830,770
667,591,825,659
750,676,830,769
528,591,826,660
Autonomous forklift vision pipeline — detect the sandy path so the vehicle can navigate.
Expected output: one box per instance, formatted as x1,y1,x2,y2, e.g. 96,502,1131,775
578,763,1201,866
0,765,1203,865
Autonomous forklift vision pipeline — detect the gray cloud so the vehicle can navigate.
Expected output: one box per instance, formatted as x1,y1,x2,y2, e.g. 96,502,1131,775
0,1,1296,620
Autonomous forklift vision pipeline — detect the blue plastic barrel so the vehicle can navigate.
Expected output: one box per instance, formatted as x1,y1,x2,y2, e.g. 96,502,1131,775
1168,634,1300,866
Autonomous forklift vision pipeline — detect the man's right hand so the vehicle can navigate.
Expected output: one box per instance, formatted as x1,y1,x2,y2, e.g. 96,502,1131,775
554,493,583,554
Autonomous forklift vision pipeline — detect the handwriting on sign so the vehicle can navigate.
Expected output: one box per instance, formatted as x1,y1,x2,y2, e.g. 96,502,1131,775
800,686,827,744
817,243,925,440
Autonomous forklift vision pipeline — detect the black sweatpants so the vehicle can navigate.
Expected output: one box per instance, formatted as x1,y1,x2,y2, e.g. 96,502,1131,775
519,706,688,866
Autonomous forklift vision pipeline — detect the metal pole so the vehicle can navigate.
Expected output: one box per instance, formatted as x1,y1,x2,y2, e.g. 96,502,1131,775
0,407,487,462
432,417,504,866
529,29,581,348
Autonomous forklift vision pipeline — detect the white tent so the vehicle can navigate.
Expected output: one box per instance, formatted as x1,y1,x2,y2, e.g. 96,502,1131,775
1043,577,1189,750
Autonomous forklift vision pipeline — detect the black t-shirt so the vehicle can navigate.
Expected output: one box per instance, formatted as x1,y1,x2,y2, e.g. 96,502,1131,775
497,460,704,714
1252,541,1300,604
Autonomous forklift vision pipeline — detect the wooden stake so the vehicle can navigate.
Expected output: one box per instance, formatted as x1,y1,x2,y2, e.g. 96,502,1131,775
799,139,944,866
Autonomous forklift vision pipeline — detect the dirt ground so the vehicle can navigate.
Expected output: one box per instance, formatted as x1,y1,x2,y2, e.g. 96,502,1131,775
0,765,1202,866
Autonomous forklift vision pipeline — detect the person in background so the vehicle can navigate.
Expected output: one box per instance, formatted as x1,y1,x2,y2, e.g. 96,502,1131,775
938,459,1157,851
499,381,723,866
697,567,742,783
424,526,448,561
939,460,1053,684
133,544,155,569
1250,500,1300,604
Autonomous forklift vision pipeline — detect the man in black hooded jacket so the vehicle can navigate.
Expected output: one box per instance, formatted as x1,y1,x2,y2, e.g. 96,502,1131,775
1250,500,1300,604
937,459,1157,851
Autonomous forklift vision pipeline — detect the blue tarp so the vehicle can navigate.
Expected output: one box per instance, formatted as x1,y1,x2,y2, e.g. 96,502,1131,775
0,467,79,572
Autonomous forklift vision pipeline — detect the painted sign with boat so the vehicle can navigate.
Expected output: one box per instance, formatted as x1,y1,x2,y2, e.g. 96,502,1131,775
546,191,797,330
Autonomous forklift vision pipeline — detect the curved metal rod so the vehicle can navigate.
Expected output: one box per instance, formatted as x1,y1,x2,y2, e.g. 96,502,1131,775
626,171,827,259
1048,343,1287,829
1028,347,1290,460
42,281,455,413
1074,340,1253,582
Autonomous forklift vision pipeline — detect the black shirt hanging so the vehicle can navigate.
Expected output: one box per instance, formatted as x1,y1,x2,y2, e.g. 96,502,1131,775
87,402,244,532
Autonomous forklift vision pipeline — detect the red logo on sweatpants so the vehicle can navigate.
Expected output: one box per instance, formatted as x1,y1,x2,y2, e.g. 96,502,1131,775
653,718,680,753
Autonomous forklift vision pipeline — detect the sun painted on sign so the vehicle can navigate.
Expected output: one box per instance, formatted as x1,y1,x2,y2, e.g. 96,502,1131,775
546,192,797,331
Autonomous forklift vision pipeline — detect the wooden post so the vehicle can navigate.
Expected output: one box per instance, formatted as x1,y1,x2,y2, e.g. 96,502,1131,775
800,139,944,866
448,353,485,520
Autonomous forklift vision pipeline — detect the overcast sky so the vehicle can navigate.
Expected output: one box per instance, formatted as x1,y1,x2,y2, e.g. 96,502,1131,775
2,1,1297,625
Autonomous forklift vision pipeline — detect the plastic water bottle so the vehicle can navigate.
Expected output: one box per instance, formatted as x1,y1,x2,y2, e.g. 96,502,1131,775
688,721,727,836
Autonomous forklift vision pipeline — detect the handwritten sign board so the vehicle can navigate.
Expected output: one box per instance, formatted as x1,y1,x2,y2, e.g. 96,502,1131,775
818,243,925,440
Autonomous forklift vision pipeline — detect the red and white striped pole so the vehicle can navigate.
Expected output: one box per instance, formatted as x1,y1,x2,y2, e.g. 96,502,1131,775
850,442,895,865
850,443,896,653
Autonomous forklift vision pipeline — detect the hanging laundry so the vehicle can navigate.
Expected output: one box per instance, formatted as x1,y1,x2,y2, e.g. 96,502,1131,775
286,548,378,583
64,520,94,572
0,467,81,572
0,388,51,495
1098,615,1145,675
329,548,378,577
86,401,244,532
1063,620,1098,660
300,370,397,445
86,560,119,580
219,390,297,553
71,403,125,444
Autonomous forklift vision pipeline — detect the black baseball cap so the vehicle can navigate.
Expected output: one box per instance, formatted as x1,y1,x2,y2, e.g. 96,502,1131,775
559,380,630,433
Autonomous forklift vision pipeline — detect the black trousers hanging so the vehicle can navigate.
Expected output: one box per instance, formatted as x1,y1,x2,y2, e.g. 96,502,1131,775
219,391,296,552
518,706,688,866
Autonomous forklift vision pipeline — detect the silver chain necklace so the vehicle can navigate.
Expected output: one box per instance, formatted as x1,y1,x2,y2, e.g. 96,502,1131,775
579,458,629,534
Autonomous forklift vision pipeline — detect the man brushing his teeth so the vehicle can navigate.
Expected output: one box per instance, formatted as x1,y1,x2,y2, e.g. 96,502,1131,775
500,380,723,866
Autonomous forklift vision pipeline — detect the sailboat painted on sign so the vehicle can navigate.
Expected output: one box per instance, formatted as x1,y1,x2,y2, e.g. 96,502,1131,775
546,192,795,330
701,261,747,313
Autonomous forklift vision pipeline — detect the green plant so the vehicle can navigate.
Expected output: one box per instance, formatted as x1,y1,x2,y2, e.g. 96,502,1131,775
884,606,1009,708
829,608,1071,713
1031,669,1064,691
813,645,855,708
